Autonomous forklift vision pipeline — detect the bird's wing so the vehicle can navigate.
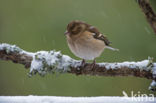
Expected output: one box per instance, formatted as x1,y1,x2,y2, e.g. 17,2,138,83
87,26,111,46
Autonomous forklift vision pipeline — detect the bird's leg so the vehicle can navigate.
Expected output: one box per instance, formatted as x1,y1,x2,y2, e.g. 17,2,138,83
80,59,86,67
91,59,96,69
76,59,86,75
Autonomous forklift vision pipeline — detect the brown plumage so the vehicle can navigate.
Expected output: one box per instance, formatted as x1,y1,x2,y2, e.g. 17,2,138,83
65,20,118,63
66,20,111,46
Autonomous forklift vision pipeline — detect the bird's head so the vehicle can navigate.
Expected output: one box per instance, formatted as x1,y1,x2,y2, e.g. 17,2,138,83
64,20,87,36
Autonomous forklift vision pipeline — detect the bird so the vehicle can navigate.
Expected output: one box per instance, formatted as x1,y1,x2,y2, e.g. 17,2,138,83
64,20,118,67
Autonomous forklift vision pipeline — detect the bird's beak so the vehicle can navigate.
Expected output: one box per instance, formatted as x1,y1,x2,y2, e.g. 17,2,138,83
64,30,69,35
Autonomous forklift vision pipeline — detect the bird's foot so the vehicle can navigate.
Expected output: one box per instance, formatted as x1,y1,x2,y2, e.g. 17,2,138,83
80,59,86,68
76,59,86,75
91,59,96,70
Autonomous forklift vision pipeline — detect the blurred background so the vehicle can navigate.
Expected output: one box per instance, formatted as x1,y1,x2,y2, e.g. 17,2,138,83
0,0,156,96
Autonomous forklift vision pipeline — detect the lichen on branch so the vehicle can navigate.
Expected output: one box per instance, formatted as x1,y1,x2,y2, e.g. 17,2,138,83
29,50,78,76
0,43,156,91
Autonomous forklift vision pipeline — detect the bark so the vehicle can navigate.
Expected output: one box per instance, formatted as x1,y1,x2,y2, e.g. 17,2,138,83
0,43,156,91
0,43,155,80
138,0,156,34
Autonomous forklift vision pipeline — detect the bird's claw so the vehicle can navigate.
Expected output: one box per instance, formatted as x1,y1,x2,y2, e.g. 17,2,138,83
80,59,86,68
91,59,96,70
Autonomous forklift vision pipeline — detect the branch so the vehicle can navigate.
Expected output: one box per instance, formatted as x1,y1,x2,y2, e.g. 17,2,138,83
0,43,156,91
0,96,156,103
137,0,156,34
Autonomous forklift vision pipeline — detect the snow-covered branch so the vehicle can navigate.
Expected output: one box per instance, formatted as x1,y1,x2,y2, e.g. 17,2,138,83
0,43,156,91
0,96,155,103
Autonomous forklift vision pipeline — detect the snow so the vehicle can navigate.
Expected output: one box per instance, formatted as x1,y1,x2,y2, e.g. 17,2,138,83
0,43,156,91
0,43,22,53
98,60,150,70
29,50,77,76
149,80,156,91
0,43,34,56
0,96,155,103
0,43,78,76
1,43,155,76
152,63,156,78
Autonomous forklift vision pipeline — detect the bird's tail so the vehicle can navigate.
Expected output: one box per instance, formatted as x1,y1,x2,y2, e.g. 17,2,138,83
105,46,119,51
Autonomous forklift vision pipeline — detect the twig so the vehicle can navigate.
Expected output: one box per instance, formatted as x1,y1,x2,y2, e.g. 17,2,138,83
137,0,156,34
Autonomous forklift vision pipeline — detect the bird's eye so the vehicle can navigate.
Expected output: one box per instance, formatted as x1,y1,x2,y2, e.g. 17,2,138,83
72,26,81,35
71,24,76,30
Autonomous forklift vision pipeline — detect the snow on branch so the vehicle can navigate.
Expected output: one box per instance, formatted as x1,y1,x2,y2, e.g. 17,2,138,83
0,96,155,103
0,43,156,91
